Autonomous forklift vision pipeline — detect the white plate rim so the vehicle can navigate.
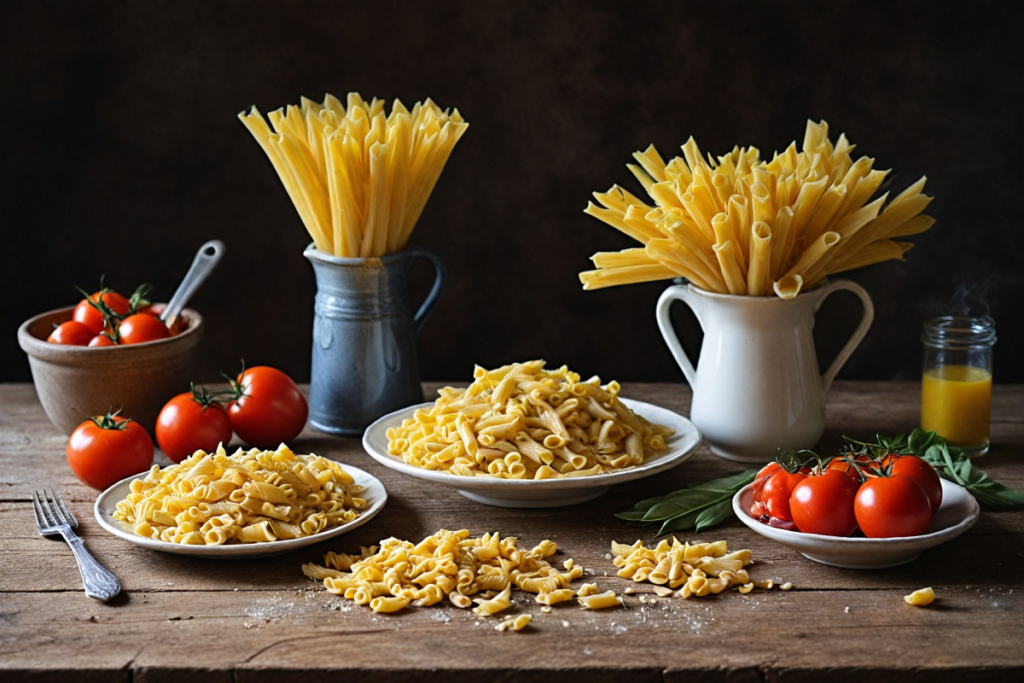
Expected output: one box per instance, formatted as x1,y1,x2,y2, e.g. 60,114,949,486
93,462,388,558
731,477,980,548
361,397,702,490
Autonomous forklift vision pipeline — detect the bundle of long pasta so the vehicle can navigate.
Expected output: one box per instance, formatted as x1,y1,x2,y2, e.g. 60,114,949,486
579,120,934,298
385,361,675,479
113,444,366,545
239,92,468,257
302,529,583,614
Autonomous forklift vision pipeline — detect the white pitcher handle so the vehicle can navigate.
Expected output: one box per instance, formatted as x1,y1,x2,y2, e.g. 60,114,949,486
817,279,874,395
656,284,701,387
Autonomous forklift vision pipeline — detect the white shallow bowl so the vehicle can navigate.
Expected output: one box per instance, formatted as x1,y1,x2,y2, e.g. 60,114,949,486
362,398,701,508
732,478,980,569
94,463,387,558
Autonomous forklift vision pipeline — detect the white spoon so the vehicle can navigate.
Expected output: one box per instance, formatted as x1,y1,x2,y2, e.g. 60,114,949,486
160,240,226,329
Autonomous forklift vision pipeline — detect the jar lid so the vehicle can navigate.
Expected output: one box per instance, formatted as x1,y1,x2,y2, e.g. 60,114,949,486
922,316,997,348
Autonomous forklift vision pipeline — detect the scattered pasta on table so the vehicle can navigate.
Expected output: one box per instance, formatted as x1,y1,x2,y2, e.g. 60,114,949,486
302,530,584,614
612,538,792,598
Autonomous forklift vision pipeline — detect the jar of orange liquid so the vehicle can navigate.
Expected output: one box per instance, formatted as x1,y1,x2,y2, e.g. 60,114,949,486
921,316,996,455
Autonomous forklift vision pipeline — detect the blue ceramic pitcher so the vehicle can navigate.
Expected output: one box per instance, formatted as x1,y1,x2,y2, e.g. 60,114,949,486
304,245,447,435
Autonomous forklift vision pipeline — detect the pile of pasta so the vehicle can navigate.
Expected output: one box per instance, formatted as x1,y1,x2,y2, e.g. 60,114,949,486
112,445,366,545
613,538,790,598
385,361,675,479
239,92,468,258
302,529,584,615
580,120,934,299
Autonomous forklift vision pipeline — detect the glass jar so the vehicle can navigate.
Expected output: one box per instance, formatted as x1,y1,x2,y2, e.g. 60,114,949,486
921,316,996,456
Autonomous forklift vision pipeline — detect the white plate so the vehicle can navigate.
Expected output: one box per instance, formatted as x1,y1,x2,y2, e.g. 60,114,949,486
94,463,387,558
362,398,702,508
732,478,980,569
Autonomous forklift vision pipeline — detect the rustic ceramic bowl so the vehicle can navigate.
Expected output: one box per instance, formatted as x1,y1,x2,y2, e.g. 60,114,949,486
17,305,204,435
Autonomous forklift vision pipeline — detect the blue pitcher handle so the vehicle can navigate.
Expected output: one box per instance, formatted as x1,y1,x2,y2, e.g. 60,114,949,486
407,246,448,335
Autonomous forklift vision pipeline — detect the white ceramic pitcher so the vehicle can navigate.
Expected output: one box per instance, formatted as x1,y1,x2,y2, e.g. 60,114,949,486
656,280,874,463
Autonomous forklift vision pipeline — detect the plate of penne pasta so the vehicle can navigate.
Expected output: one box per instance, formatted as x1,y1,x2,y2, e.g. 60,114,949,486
93,445,388,558
362,361,702,508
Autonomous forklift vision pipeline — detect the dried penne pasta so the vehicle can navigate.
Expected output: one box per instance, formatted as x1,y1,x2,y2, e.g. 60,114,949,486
386,361,675,480
495,614,532,632
113,445,365,545
303,530,584,614
611,537,788,599
577,591,622,610
580,120,933,296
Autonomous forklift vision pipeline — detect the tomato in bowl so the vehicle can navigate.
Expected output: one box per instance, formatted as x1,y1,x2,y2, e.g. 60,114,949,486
732,478,979,569
17,305,204,435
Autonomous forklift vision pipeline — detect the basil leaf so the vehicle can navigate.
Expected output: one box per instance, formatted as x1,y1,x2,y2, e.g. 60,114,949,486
632,496,667,511
617,469,754,534
695,499,735,533
688,470,757,493
641,501,692,522
659,510,701,535
661,489,725,507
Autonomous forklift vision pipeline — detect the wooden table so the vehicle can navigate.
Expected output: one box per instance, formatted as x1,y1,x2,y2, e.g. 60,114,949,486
1,382,1022,682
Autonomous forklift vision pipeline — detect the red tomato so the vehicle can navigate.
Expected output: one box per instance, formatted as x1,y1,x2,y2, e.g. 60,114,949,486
854,476,933,538
790,470,862,537
88,334,117,347
73,291,131,334
226,366,308,449
66,413,154,490
752,463,782,501
137,303,183,335
156,390,234,463
826,454,880,481
887,455,943,514
137,302,165,317
761,469,808,525
118,314,171,345
47,321,96,346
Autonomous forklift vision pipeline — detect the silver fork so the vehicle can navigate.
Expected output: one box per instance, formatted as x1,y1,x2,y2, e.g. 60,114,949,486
32,488,121,601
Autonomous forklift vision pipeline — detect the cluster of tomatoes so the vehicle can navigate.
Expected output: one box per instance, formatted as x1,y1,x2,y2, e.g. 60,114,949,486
48,283,179,347
66,366,308,490
751,448,942,538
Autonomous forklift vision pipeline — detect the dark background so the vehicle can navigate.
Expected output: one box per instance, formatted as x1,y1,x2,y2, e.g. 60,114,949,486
4,0,1022,384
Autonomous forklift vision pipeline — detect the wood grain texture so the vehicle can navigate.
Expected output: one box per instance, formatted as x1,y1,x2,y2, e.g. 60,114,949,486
1,382,1023,682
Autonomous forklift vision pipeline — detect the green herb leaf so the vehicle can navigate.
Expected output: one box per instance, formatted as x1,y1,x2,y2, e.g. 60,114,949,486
689,470,758,493
659,510,701,535
870,430,1024,510
641,501,692,522
616,469,756,535
694,499,735,532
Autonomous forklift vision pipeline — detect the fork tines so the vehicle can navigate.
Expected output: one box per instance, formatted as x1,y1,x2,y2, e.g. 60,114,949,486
33,488,78,529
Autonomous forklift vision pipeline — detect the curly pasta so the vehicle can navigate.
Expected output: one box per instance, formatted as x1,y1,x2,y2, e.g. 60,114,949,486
386,361,675,479
112,445,366,545
302,530,585,614
612,537,791,598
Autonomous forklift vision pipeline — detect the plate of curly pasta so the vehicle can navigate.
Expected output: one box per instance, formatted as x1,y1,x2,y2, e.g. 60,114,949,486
362,361,702,508
93,444,388,558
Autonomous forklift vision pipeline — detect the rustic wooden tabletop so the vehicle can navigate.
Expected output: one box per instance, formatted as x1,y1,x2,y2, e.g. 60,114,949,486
1,381,1021,682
